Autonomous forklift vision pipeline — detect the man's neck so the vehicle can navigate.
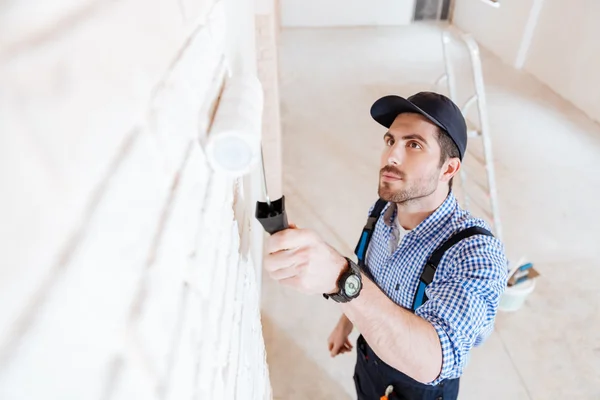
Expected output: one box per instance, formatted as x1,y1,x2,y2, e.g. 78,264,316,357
396,188,450,230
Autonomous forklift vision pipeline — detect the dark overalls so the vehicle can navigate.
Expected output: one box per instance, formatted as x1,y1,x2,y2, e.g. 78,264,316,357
354,335,459,400
352,199,493,400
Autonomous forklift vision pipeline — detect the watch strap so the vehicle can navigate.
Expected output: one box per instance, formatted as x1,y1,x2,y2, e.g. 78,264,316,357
325,292,349,303
322,257,361,303
346,257,361,275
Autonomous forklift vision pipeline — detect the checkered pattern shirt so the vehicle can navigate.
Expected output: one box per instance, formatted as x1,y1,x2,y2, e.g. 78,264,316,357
364,192,508,384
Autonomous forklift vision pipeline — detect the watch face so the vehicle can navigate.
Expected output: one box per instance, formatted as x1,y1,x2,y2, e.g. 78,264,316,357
344,274,361,297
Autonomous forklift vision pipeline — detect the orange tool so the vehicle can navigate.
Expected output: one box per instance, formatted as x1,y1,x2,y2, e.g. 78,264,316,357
380,385,394,400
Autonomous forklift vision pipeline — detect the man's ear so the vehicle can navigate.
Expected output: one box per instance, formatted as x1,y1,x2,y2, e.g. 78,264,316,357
441,158,461,183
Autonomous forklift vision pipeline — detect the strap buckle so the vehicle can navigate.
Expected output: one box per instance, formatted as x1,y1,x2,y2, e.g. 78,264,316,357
364,216,379,230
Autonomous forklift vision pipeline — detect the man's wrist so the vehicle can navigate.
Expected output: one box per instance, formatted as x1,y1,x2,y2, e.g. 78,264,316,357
340,313,353,328
328,256,349,294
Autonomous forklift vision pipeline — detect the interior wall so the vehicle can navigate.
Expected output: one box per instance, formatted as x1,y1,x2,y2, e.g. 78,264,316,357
523,0,600,123
452,0,536,66
0,0,272,398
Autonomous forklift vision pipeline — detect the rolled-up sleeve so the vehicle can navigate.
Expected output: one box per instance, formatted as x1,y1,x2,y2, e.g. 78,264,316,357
414,235,508,384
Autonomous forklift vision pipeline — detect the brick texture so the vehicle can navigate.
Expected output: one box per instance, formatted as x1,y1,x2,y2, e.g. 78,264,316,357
0,0,272,399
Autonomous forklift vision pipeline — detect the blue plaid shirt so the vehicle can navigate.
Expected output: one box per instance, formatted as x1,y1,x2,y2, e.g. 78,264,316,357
365,192,508,384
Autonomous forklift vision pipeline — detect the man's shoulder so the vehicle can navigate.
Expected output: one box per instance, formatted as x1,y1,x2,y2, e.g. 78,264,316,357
448,201,495,235
439,209,508,270
454,215,494,237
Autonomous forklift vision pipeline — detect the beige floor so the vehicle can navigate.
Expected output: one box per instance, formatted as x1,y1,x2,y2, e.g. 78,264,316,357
261,23,600,400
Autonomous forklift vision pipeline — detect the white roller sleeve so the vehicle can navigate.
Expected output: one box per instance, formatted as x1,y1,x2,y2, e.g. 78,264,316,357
205,75,264,176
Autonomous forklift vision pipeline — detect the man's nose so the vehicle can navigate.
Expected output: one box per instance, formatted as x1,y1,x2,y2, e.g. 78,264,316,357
386,146,404,166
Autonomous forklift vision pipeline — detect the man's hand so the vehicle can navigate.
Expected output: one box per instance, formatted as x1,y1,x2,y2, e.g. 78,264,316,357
327,314,354,357
264,225,347,295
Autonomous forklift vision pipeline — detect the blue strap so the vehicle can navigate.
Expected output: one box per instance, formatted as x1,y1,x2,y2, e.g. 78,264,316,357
354,199,388,265
411,226,494,311
356,231,370,262
413,281,428,310
353,201,494,313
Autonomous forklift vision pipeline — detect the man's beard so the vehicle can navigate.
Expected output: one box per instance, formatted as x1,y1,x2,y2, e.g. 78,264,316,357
378,165,439,204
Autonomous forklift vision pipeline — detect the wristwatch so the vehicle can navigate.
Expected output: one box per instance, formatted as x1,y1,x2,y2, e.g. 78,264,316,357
323,257,363,303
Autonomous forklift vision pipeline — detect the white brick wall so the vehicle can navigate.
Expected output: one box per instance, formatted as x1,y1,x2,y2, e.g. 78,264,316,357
0,0,272,399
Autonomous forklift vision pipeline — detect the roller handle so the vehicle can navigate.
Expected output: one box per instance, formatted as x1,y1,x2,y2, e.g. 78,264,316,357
255,196,289,235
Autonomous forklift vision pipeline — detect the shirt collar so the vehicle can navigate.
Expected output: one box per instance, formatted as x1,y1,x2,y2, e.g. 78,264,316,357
381,192,457,239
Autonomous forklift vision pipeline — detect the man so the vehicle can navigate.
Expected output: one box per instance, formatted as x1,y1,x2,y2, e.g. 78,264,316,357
264,92,508,400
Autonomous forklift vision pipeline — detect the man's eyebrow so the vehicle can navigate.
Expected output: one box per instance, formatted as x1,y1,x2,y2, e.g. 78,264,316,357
384,132,430,147
402,134,429,145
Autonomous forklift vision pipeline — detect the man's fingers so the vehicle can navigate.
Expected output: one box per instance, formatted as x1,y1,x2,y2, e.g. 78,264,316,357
263,242,306,285
278,275,303,290
330,343,341,357
268,262,302,281
331,338,354,357
263,248,301,273
266,228,314,254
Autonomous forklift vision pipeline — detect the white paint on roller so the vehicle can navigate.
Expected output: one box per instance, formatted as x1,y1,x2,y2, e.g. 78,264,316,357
205,75,264,176
211,134,254,172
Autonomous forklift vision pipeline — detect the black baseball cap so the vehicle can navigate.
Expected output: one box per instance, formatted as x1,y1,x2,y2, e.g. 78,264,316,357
370,92,468,160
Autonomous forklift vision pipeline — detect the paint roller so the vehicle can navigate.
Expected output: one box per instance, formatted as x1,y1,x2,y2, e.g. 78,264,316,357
204,75,289,234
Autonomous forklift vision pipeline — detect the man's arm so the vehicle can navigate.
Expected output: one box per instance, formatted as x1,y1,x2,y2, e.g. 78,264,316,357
344,235,508,385
263,226,507,385
341,275,443,383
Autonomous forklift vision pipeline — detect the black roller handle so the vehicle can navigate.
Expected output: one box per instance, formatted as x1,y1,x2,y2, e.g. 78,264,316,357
255,196,289,235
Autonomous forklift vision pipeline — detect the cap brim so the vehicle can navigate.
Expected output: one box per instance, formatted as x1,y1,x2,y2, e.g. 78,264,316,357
370,95,446,132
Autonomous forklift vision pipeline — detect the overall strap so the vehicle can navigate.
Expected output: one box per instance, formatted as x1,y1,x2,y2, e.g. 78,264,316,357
354,199,388,269
412,226,494,311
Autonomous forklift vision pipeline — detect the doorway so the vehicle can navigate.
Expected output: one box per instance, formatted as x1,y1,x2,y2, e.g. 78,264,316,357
413,0,452,20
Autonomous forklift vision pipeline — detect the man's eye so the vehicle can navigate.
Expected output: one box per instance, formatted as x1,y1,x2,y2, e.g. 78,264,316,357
385,138,395,146
408,141,422,149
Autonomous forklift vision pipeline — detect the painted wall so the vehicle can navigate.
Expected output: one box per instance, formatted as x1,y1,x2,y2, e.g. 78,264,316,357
280,0,416,27
524,0,600,123
452,0,537,66
0,0,273,398
453,0,600,123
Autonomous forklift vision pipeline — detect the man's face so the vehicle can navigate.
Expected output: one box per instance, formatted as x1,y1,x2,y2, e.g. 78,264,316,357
378,113,444,204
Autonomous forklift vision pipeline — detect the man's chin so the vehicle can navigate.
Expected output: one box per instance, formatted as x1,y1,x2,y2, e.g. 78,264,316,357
378,186,398,202
379,179,402,188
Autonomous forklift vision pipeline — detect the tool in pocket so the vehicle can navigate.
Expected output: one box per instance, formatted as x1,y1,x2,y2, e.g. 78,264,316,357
380,385,394,400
